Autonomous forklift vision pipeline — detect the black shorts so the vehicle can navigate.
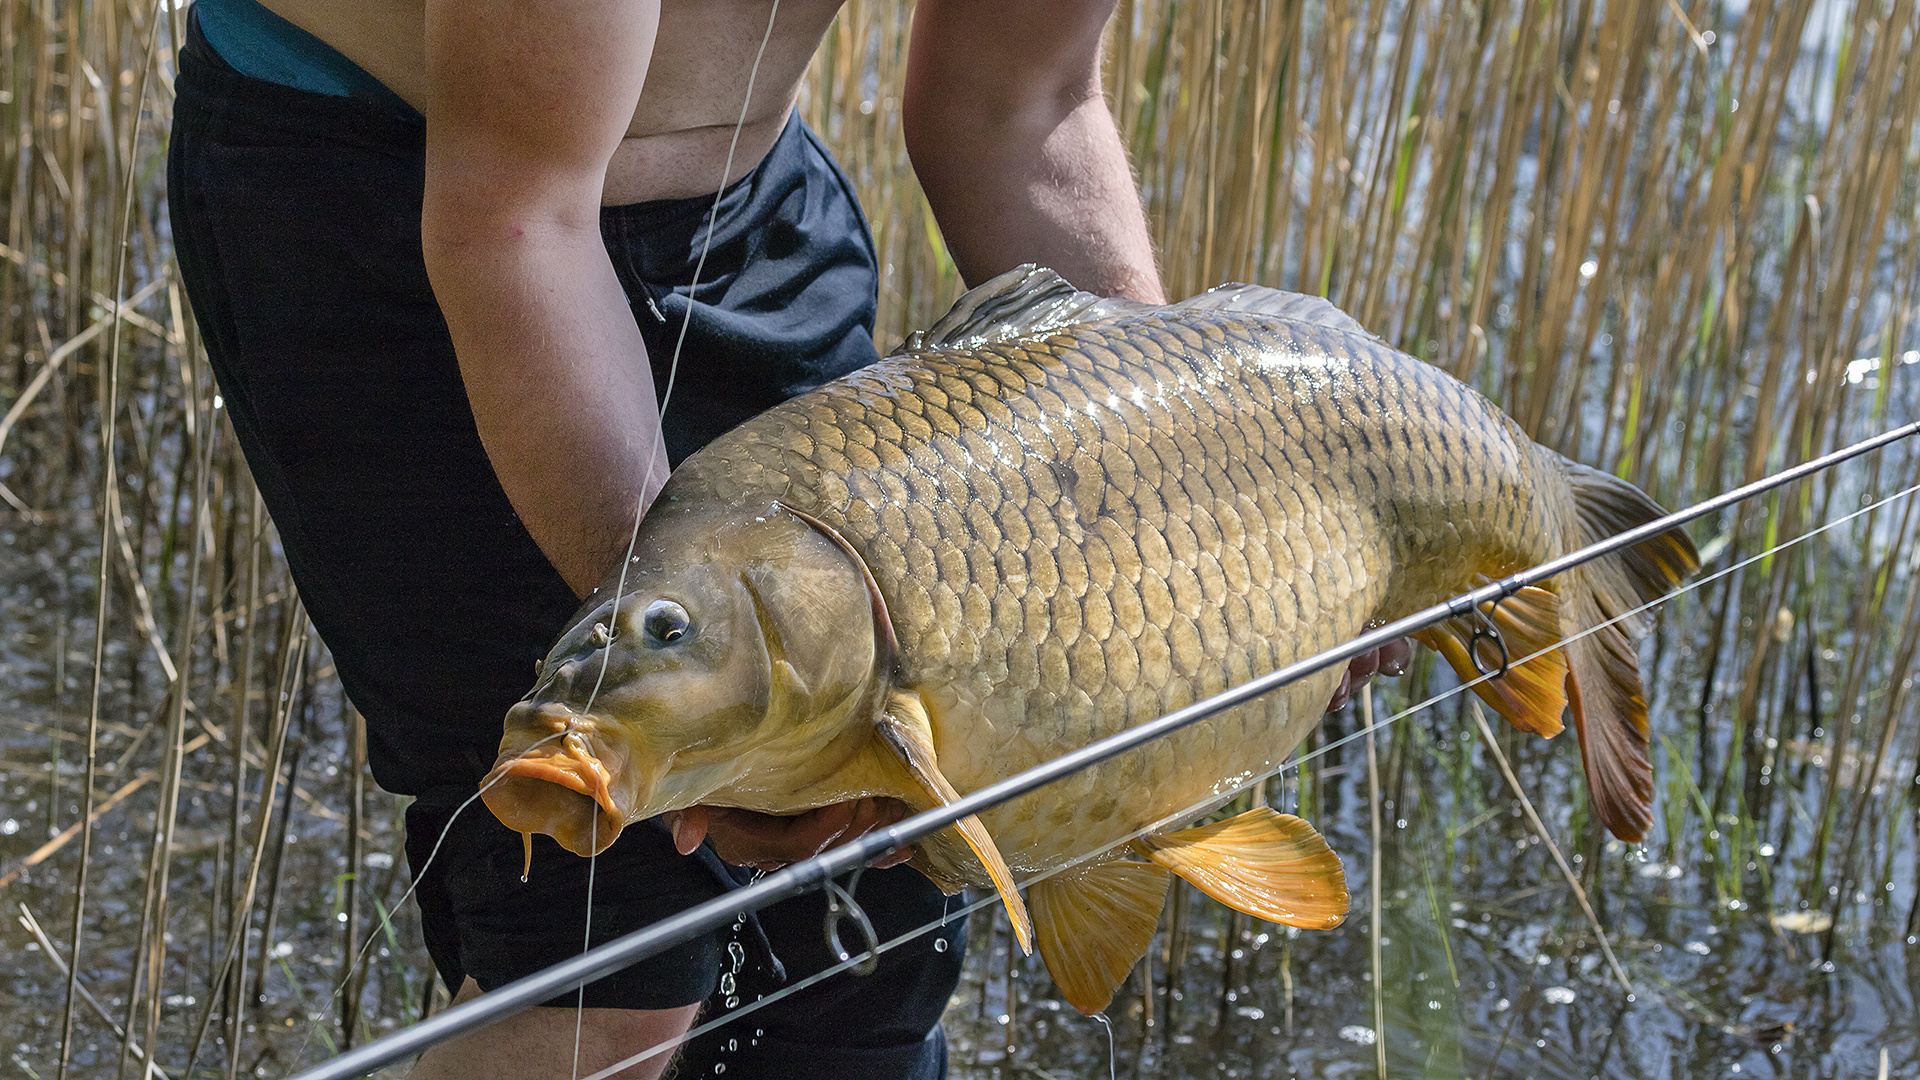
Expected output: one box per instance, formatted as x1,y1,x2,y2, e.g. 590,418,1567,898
168,9,962,1076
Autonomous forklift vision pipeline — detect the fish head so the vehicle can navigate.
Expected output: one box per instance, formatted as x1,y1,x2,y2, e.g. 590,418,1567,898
481,499,890,857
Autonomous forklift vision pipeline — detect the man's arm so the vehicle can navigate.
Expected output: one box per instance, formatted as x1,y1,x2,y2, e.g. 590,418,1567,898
415,7,703,1075
420,0,670,599
902,0,1165,303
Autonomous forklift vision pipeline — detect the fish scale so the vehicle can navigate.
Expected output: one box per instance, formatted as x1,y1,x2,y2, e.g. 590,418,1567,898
693,307,1527,866
482,266,1700,1014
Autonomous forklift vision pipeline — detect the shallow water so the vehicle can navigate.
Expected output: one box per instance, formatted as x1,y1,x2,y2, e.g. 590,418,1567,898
943,697,1920,1079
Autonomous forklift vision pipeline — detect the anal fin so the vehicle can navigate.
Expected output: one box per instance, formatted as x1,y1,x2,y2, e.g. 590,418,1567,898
1413,584,1569,737
1029,860,1171,1016
879,689,1034,953
1133,807,1348,929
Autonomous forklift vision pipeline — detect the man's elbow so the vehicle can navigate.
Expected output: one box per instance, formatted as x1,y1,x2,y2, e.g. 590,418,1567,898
908,60,1099,142
420,151,604,267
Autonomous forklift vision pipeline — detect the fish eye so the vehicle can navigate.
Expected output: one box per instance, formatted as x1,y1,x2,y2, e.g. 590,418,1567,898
641,599,693,646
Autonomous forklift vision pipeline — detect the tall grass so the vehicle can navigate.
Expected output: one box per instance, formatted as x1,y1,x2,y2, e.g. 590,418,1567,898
0,0,1914,1077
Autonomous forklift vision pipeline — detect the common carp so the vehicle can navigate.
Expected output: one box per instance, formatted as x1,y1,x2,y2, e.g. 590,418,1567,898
481,266,1699,1013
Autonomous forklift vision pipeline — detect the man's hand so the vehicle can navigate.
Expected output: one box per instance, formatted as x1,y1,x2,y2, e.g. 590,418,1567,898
1327,637,1414,712
661,798,916,872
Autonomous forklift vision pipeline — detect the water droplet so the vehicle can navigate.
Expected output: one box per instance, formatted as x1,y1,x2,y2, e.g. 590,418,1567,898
718,973,735,996
933,937,948,952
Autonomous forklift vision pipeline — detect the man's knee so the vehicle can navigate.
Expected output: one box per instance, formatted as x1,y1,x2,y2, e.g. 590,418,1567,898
410,983,699,1080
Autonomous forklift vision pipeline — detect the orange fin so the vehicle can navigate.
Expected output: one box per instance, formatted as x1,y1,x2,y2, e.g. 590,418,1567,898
1028,859,1171,1015
1413,584,1569,737
1133,807,1348,929
1559,462,1702,843
880,690,1034,954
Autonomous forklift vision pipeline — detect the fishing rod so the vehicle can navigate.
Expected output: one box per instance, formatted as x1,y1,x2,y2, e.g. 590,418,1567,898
284,417,1918,1080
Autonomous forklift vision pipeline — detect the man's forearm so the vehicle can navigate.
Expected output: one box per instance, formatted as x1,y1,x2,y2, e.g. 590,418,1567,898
904,0,1163,304
916,95,1163,303
424,219,671,597
420,0,666,598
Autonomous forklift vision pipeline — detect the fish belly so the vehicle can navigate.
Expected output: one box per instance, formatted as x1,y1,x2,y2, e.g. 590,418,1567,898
686,309,1559,882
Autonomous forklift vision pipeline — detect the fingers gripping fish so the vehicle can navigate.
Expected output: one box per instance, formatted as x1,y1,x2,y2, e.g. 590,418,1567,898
481,266,1700,1014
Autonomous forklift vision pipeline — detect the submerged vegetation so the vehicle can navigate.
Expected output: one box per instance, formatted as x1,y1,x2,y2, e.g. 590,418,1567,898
1,0,1915,1077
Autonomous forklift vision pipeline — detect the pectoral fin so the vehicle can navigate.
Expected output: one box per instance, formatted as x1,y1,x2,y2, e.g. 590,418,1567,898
878,689,1034,953
1133,807,1348,928
1028,860,1171,1015
1413,585,1569,737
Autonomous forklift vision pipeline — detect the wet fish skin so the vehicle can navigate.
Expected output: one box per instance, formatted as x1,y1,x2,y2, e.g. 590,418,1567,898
482,266,1699,1013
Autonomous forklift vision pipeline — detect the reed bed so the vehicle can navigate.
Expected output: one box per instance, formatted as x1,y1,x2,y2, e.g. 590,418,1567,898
1,0,1915,1077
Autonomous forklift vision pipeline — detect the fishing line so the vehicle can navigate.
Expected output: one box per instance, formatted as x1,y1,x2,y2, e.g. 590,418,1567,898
578,0,784,723
281,420,1920,1080
822,868,880,974
1287,472,1920,782
1093,1012,1118,1080
558,9,785,1076
574,811,599,1080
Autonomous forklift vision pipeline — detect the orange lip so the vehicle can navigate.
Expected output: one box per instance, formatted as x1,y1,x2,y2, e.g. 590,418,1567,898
481,748,628,857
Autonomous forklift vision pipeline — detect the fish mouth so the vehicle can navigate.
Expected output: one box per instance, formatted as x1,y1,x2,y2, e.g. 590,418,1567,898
481,729,632,858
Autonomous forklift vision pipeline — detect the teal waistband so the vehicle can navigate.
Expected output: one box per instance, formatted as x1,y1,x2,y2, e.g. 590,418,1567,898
193,0,415,116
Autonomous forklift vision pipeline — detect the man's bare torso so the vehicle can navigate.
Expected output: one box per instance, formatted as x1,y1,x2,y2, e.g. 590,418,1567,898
259,0,847,204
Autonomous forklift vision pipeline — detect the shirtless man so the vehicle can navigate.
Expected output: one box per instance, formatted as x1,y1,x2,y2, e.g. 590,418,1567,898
168,2,1401,1076
170,1,1161,1077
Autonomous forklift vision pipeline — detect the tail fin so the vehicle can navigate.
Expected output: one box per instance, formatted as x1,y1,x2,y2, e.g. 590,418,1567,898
1558,463,1700,842
1416,462,1698,842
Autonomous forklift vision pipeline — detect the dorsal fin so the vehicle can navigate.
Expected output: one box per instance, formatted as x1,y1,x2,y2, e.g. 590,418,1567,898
1174,282,1375,337
905,265,1150,351
905,264,1378,354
